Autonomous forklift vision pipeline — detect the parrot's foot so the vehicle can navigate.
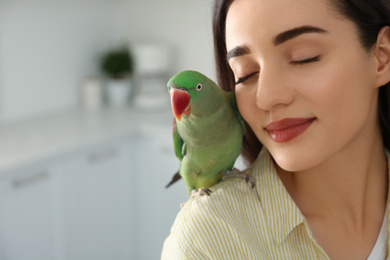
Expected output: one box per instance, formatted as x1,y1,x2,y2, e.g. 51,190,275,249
222,168,255,188
180,188,212,208
191,187,212,197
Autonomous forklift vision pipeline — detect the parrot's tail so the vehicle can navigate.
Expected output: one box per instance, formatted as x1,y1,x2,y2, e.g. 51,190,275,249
165,171,182,188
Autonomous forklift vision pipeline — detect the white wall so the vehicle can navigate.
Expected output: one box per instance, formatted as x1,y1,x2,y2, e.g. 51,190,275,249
0,1,118,122
115,0,215,78
0,0,216,122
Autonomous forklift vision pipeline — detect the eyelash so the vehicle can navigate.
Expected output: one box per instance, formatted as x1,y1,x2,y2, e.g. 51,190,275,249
234,56,320,85
290,55,320,65
235,72,258,85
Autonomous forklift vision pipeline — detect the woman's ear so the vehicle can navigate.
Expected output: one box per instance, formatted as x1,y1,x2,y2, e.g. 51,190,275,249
375,26,390,88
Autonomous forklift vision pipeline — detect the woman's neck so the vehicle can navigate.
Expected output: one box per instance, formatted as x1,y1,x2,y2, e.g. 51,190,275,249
276,137,388,228
276,131,388,260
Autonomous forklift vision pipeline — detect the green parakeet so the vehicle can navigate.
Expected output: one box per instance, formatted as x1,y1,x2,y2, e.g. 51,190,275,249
166,70,246,194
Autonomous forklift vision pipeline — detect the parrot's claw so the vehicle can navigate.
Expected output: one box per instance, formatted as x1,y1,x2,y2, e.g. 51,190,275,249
222,168,255,188
191,187,212,197
180,188,212,208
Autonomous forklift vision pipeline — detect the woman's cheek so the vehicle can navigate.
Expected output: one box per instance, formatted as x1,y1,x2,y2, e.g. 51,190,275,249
235,86,252,120
235,86,261,131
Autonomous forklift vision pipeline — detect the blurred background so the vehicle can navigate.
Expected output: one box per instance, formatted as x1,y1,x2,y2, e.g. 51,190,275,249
0,0,218,259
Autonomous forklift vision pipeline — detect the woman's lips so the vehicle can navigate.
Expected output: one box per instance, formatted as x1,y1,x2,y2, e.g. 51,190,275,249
265,117,316,143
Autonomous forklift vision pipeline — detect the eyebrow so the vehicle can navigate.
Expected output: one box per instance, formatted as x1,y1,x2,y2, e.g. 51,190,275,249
273,25,328,46
226,25,328,60
226,45,250,61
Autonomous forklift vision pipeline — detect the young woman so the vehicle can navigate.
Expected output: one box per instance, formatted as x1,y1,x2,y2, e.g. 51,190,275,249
162,0,390,259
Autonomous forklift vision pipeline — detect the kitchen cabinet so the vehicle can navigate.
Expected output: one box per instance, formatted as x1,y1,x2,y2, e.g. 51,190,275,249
0,107,186,259
0,159,66,260
133,133,187,260
63,137,134,260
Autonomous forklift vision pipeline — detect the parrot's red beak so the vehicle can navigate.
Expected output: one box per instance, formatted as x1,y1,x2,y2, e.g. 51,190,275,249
170,88,191,121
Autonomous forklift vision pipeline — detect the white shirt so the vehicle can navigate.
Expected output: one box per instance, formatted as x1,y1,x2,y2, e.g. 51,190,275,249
367,207,388,260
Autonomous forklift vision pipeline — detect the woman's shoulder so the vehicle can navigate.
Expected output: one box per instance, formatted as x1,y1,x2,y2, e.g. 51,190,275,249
170,149,272,235
170,174,259,235
164,173,263,258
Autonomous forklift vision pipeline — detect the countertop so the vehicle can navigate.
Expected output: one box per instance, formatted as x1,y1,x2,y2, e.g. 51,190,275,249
0,105,174,174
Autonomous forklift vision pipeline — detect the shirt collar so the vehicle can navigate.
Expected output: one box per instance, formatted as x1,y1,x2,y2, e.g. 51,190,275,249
253,148,305,244
254,148,390,247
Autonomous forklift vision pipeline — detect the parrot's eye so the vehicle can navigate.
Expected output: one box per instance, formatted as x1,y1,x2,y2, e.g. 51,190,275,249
196,84,203,91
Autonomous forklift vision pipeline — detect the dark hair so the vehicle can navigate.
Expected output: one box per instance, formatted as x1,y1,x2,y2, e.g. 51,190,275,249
212,0,390,166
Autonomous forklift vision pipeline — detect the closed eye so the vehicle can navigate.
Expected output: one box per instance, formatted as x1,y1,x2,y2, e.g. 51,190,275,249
235,72,258,85
290,56,320,65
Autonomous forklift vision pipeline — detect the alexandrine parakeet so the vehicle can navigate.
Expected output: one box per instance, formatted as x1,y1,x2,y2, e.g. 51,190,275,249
166,70,246,194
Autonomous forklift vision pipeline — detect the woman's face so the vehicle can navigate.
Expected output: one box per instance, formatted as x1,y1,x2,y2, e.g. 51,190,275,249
226,0,382,171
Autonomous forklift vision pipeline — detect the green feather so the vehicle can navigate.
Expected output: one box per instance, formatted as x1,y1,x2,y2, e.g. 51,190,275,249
167,70,245,193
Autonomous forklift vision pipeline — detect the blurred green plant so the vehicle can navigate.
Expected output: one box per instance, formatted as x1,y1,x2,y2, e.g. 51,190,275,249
100,46,133,79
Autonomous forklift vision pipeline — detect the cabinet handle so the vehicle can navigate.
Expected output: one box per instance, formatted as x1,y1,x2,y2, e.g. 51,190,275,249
88,147,119,164
12,171,49,189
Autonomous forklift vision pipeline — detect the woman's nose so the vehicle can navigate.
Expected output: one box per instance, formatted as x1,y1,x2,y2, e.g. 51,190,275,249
255,67,294,111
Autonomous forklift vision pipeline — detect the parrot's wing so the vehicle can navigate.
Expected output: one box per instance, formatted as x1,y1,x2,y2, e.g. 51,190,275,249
166,120,184,189
173,119,185,161
228,91,246,134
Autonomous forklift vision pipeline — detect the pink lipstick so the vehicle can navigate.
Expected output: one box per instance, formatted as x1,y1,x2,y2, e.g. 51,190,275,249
265,118,316,143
